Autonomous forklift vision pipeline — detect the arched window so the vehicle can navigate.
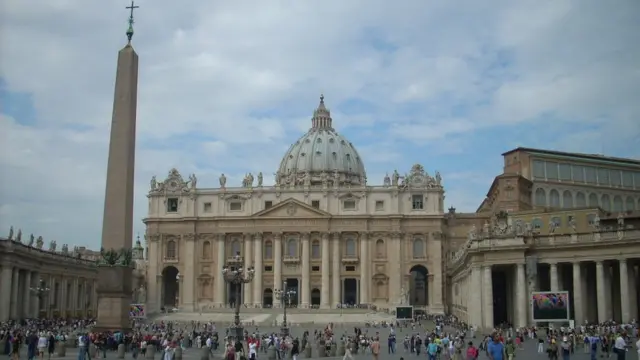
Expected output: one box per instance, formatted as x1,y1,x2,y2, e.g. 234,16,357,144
412,239,424,258
532,218,543,230
166,240,176,259
601,194,611,211
311,240,321,259
549,189,560,208
588,193,599,207
264,241,273,260
375,239,385,259
287,239,297,257
202,241,211,259
231,240,241,256
575,192,586,207
562,190,574,208
345,239,356,257
625,197,636,211
534,188,546,206
612,196,623,212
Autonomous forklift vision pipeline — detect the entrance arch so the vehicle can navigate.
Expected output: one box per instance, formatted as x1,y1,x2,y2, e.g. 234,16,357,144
162,266,179,308
311,288,321,306
263,289,273,308
409,265,428,306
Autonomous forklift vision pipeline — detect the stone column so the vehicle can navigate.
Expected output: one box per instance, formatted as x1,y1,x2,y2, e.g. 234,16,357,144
549,263,559,292
331,232,341,307
516,263,527,328
0,265,12,321
388,232,402,305
214,233,226,307
619,259,630,322
359,232,369,305
253,233,263,307
243,233,253,306
23,271,31,319
30,272,39,318
183,234,197,311
468,265,482,328
320,233,330,309
273,233,283,308
603,263,613,320
482,265,493,330
10,268,19,319
301,233,310,308
628,264,638,320
572,262,584,325
595,261,607,323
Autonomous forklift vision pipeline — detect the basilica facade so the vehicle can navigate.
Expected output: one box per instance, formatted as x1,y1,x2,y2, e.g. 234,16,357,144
144,96,447,314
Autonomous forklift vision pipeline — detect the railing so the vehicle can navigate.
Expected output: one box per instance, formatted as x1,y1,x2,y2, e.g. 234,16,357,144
0,237,97,266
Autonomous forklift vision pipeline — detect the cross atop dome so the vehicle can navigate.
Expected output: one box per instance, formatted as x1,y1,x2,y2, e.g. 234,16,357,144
312,93,332,130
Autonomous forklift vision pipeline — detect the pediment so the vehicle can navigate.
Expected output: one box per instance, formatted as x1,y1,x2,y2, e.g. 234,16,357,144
337,192,362,200
252,199,331,218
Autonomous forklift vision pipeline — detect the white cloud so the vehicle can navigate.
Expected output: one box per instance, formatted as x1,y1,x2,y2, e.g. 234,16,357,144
1,0,638,247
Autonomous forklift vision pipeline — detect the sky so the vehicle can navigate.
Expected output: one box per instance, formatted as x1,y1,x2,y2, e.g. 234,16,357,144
1,0,639,249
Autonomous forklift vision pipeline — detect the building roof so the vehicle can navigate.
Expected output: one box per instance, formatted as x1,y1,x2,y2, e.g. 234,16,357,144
502,147,640,167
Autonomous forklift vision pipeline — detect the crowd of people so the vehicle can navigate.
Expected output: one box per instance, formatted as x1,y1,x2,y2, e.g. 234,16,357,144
1,316,639,360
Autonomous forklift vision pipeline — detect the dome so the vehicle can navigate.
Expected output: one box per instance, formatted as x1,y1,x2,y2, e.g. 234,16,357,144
277,95,367,187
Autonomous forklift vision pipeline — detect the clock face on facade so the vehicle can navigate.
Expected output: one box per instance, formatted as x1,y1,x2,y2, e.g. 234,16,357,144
169,181,178,190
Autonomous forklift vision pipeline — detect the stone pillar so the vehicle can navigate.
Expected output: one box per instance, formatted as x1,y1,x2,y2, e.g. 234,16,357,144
628,264,638,320
320,233,330,309
273,233,283,308
572,262,584,325
331,232,341,307
619,259,630,322
388,232,402,305
482,265,493,330
549,263,559,292
596,261,607,323
603,263,613,320
23,271,31,319
468,265,482,328
300,233,310,308
243,233,253,306
359,232,369,305
146,237,159,314
0,265,12,321
516,263,527,328
182,234,196,311
253,233,263,307
10,267,19,319
30,272,39,318
214,234,226,307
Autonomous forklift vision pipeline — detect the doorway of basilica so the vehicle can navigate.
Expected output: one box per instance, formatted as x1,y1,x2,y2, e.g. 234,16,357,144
343,278,358,304
409,265,428,306
263,289,273,308
228,283,242,306
311,288,321,307
285,278,299,307
162,266,179,308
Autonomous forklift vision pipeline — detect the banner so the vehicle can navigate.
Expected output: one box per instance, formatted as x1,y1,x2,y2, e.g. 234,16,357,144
396,306,413,320
531,291,569,322
129,304,146,318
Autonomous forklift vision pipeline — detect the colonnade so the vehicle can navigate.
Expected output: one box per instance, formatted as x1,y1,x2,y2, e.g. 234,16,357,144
459,257,639,329
0,263,98,321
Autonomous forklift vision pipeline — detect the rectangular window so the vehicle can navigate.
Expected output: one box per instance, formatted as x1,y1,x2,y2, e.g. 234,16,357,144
229,201,242,211
558,164,571,181
412,195,424,210
167,198,179,212
635,172,640,189
311,200,320,209
375,200,384,211
610,170,622,187
264,201,273,209
545,162,559,180
343,199,356,210
597,168,609,186
622,171,633,188
264,266,273,272
311,266,320,272
203,202,212,213
572,166,585,182
587,214,596,225
345,265,356,272
585,166,597,184
532,160,545,179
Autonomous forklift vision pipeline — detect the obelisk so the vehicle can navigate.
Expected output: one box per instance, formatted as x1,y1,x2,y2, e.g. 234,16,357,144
95,1,140,332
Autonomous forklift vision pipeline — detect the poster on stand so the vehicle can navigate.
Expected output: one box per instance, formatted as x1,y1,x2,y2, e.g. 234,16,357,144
130,304,146,318
531,291,569,322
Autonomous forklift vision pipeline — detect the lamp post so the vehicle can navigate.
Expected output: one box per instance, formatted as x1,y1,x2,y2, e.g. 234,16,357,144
274,281,296,337
30,279,50,318
222,254,255,341
175,272,181,308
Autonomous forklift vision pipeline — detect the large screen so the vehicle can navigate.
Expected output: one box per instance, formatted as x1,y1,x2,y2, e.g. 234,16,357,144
396,306,413,320
129,304,146,318
531,291,569,322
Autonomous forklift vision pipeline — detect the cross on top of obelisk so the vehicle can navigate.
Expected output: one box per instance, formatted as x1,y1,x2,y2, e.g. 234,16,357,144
125,1,139,43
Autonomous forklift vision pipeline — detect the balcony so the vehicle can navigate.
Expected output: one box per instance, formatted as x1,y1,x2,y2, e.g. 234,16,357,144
341,256,359,264
283,255,300,264
226,255,244,265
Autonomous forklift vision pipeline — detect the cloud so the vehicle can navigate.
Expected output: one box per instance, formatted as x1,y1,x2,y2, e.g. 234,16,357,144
1,0,638,247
